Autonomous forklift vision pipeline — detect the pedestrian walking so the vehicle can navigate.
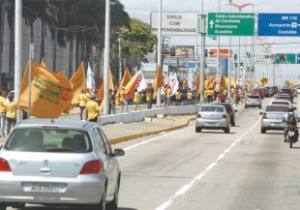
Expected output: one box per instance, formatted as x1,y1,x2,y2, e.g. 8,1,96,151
0,91,6,137
109,90,116,114
79,90,88,120
145,84,154,109
187,90,193,105
175,89,181,106
133,90,141,111
85,94,100,123
5,93,18,135
120,86,128,113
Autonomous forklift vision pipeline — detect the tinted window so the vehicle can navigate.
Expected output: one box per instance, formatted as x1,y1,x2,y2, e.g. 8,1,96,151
5,128,92,153
272,101,288,105
248,95,260,99
266,106,289,112
201,106,224,112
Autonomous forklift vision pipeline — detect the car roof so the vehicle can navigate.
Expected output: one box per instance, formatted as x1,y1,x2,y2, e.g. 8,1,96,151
15,119,95,130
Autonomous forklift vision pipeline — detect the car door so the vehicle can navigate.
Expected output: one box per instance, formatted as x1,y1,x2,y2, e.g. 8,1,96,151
93,127,119,199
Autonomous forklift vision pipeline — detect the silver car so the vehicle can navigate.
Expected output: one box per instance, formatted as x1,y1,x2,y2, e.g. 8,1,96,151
245,94,262,108
0,119,125,210
261,105,290,133
195,104,231,133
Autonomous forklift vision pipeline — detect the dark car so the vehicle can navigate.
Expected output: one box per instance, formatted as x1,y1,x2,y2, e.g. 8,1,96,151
214,102,236,126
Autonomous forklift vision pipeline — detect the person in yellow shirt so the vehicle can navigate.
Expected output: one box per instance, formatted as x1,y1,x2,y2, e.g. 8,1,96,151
0,91,6,137
5,93,18,134
133,90,141,111
175,89,181,106
187,90,193,104
85,95,100,122
79,90,88,120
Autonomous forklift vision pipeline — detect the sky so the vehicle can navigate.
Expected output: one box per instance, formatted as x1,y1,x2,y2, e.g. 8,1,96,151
119,0,300,83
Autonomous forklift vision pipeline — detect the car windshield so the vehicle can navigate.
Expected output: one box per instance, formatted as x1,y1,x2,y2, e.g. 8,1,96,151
201,106,224,112
248,95,259,99
266,106,289,112
5,128,92,153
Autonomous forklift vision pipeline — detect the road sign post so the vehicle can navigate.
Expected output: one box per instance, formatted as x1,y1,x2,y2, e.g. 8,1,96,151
208,13,255,36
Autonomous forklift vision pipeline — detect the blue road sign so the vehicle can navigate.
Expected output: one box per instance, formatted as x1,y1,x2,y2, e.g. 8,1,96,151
258,13,300,36
297,54,300,64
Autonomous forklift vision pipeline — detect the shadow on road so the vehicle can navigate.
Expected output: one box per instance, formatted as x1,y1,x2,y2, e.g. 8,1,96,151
200,131,236,135
118,208,138,210
18,206,138,210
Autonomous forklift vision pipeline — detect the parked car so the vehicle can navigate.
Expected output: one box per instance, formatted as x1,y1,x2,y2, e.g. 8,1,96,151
214,102,236,126
245,94,262,109
260,105,290,133
195,104,231,133
0,119,125,210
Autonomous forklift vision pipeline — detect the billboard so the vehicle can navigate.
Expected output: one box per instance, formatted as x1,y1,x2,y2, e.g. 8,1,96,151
151,12,199,36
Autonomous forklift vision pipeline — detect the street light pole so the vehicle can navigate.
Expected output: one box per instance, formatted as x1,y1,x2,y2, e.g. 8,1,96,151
216,0,221,91
14,0,22,121
103,0,111,115
118,34,122,82
156,0,162,106
200,0,206,102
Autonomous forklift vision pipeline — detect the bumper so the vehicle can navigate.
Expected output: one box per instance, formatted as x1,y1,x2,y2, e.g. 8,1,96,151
0,173,106,205
261,121,286,130
245,102,261,107
196,119,229,129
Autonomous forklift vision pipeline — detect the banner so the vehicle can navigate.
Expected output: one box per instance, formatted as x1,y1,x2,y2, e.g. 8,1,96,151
153,67,164,93
86,62,95,93
18,61,73,118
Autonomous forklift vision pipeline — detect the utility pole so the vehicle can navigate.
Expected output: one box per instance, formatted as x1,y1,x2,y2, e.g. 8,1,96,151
216,0,221,90
156,0,162,106
200,0,206,102
118,34,122,81
103,0,111,115
14,0,22,121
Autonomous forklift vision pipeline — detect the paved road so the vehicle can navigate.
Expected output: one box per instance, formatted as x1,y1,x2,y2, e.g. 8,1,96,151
7,97,300,210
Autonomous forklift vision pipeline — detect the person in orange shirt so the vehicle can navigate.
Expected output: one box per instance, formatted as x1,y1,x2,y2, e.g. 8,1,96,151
0,91,6,137
85,95,100,123
5,93,18,134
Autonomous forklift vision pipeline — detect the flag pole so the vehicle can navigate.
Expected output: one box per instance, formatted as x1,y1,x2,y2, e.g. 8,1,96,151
156,0,162,106
28,43,34,119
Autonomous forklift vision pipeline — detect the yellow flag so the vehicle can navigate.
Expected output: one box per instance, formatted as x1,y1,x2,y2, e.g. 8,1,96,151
18,61,73,118
153,66,164,93
115,68,132,105
40,58,48,68
124,71,142,100
70,62,86,105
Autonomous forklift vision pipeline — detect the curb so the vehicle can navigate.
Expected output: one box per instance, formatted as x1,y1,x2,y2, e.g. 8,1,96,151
109,117,196,145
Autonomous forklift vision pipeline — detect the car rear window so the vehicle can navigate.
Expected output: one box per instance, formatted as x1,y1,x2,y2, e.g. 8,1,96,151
266,106,289,112
201,106,224,112
247,95,259,99
272,101,288,105
5,128,92,153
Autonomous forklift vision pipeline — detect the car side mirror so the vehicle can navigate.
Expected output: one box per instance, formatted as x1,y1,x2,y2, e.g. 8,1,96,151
114,148,125,157
259,112,263,115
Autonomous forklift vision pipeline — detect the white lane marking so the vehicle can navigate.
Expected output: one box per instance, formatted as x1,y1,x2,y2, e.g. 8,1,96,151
155,117,261,210
123,126,193,152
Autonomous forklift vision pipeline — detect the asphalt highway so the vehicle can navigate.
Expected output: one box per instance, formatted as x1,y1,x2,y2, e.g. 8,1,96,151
8,98,300,210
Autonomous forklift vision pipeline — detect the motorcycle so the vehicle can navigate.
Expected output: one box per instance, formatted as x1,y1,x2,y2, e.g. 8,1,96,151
285,124,298,148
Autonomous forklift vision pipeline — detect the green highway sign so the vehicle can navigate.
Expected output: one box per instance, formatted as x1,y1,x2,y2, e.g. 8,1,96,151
275,54,296,64
208,13,255,36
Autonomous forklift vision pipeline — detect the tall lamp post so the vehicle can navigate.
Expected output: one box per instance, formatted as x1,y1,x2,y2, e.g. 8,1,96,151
103,0,111,115
156,0,162,106
228,2,257,88
15,0,22,121
200,0,206,102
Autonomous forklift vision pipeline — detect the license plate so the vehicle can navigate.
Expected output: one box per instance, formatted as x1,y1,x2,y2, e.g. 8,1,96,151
23,183,65,193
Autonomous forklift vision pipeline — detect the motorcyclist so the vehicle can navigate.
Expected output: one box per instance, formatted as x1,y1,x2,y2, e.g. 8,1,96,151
284,113,299,142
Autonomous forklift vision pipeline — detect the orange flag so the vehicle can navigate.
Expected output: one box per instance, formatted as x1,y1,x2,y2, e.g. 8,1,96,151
70,62,86,105
195,72,200,93
153,66,164,93
40,58,48,68
115,68,132,105
18,61,73,118
97,68,115,100
124,71,142,100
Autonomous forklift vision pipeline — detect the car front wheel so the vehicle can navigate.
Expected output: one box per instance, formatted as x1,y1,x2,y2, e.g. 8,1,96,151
224,127,230,133
195,127,202,133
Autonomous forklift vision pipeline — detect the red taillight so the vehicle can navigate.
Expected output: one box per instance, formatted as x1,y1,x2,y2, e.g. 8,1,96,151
262,113,267,119
80,160,103,175
222,114,228,119
0,158,11,172
197,114,202,118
